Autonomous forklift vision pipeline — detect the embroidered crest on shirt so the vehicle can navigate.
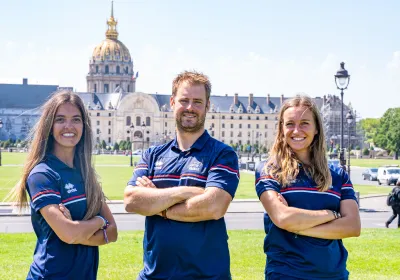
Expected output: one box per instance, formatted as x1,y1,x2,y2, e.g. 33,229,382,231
65,183,77,194
155,160,164,170
188,159,203,171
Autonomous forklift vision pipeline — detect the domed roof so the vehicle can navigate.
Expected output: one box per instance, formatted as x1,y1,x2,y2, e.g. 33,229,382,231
92,39,131,63
92,1,131,63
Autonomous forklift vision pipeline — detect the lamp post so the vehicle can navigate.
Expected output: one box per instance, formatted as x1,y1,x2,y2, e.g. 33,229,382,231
334,62,350,168
346,111,354,178
97,129,101,154
127,124,134,166
141,122,146,158
247,132,251,160
0,119,3,167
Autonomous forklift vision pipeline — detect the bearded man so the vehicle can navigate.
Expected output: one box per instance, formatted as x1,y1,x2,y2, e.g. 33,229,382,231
124,70,240,280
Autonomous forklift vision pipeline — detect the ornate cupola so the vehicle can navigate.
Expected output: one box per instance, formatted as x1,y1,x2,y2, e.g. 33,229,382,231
86,1,137,94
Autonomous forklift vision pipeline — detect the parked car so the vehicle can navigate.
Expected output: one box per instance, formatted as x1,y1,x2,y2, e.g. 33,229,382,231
377,166,400,185
362,168,378,181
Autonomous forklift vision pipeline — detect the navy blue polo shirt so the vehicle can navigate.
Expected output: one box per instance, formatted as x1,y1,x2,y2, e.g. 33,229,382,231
128,131,239,280
255,161,357,280
26,154,99,280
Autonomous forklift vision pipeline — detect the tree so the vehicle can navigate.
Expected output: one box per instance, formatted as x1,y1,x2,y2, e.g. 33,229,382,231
359,118,380,144
374,108,400,160
113,142,119,151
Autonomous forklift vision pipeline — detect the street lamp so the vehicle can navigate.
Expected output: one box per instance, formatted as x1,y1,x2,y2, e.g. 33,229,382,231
97,129,101,154
0,119,3,166
247,132,251,160
127,124,134,166
141,122,146,158
334,62,350,168
346,111,354,178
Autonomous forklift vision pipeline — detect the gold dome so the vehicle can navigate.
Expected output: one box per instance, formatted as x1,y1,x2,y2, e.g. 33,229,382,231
92,39,131,62
92,1,131,63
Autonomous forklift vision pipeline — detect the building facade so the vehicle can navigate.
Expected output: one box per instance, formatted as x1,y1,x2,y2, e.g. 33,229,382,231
0,3,359,153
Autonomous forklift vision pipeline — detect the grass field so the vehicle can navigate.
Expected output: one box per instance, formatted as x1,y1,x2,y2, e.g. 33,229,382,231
0,229,399,279
0,153,395,201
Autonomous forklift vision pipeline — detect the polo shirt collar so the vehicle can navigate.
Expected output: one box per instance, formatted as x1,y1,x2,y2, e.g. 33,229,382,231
171,130,210,152
46,153,78,170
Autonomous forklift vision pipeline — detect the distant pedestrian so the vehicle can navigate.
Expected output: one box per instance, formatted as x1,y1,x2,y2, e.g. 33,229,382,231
385,180,400,228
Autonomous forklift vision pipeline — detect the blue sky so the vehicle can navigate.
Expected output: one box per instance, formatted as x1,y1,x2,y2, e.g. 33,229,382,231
1,0,399,119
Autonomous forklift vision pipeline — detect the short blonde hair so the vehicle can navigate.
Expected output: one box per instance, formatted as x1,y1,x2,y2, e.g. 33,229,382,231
172,70,212,101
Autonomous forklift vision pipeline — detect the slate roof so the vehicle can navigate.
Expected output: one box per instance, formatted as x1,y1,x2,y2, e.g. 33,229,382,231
0,83,59,109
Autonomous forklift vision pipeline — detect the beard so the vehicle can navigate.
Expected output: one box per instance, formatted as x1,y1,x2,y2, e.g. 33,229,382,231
175,110,206,133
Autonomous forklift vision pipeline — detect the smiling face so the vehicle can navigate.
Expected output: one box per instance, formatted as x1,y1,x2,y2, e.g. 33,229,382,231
52,102,83,153
170,81,209,133
282,106,318,162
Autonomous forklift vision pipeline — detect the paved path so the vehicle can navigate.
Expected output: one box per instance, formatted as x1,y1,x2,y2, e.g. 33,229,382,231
0,196,395,233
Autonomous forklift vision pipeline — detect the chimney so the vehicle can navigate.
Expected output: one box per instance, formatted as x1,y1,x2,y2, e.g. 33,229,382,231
248,93,254,106
323,95,326,104
267,93,270,105
280,94,284,105
234,93,239,105
22,78,28,85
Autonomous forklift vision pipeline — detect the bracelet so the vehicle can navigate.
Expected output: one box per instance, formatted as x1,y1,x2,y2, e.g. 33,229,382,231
102,228,109,244
332,210,341,219
161,208,168,219
95,215,109,229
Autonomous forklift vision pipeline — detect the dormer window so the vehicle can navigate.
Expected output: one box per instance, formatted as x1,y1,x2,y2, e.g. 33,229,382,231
255,105,261,114
238,104,243,114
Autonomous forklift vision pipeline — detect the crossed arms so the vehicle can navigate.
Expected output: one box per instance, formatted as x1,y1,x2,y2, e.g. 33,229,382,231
260,190,361,239
124,176,233,222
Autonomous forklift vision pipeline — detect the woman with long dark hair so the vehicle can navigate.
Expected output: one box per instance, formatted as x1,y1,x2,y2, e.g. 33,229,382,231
255,95,360,280
8,90,117,279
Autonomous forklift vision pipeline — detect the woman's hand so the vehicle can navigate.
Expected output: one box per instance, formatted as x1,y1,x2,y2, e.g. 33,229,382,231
59,203,72,220
277,193,288,206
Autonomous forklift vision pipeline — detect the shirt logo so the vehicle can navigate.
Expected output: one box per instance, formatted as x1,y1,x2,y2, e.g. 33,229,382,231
65,183,77,194
155,160,164,170
188,159,203,171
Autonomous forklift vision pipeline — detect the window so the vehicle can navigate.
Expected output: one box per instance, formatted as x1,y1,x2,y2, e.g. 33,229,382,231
265,124,268,129
265,132,268,137
108,129,111,134
108,121,111,125
222,131,225,137
107,137,111,143
127,137,130,141
165,122,167,127
109,113,111,117
94,84,97,93
104,84,109,93
239,124,242,129
126,116,131,126
256,116,259,120
222,123,225,128
97,121,100,126
146,137,150,142
239,116,242,120
230,124,233,128
127,85,130,92
211,131,215,137
230,131,233,137
116,66,120,74
165,114,168,118
222,116,225,119
256,124,259,129
96,128,100,135
238,140,242,145
211,123,215,128
105,65,109,74
97,113,100,117
230,116,234,120
248,116,251,120
96,137,99,142
230,140,233,144
265,116,268,120
247,140,250,145
136,116,141,126
125,67,129,74
248,124,251,128
212,115,215,119
238,132,242,137
95,66,99,73
146,117,151,126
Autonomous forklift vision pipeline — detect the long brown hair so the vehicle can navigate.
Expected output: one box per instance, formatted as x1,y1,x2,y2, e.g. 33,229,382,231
7,90,104,219
264,95,332,191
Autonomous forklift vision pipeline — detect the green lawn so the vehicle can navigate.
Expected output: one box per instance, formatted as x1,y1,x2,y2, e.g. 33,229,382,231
0,153,394,201
0,229,399,279
351,158,400,168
